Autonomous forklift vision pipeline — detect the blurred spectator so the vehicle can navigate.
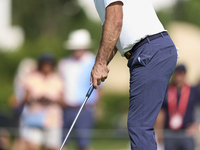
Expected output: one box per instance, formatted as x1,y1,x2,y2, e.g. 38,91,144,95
17,54,64,150
14,58,37,105
155,64,199,150
8,58,37,150
11,58,37,127
58,29,101,150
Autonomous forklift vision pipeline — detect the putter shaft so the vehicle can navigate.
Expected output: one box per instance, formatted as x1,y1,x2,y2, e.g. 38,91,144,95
59,85,94,150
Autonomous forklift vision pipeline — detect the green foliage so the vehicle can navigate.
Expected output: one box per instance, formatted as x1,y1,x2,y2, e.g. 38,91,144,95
157,8,176,28
157,0,200,27
12,0,102,43
175,0,200,26
96,93,129,129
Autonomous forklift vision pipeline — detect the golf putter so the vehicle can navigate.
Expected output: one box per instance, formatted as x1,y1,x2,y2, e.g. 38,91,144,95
59,84,94,150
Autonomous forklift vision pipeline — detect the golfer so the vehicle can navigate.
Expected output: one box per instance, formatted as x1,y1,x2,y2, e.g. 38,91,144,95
90,0,177,149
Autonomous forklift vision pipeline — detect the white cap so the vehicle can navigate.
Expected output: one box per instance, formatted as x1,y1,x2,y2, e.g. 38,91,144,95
64,29,92,50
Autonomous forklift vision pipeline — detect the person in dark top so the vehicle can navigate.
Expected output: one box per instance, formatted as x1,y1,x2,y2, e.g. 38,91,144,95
155,64,200,150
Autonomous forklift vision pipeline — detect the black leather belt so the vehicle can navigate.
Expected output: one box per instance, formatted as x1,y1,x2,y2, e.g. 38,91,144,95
124,31,168,59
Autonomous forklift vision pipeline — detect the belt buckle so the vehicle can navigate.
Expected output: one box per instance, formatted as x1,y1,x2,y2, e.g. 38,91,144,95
124,51,132,60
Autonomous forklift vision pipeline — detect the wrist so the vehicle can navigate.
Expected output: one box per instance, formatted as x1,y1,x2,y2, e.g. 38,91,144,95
95,58,107,66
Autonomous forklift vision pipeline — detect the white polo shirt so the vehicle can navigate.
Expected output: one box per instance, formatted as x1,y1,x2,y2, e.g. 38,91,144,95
94,0,165,56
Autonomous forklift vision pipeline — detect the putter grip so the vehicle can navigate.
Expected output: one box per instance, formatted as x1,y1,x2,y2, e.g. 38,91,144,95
86,84,94,98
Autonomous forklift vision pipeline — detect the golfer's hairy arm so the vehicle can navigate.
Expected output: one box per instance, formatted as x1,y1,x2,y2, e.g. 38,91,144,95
91,2,123,89
107,47,118,65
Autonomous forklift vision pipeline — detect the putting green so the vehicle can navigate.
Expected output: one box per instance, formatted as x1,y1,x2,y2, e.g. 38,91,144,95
67,138,130,150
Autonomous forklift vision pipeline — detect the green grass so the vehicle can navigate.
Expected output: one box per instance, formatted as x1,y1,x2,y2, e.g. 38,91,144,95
66,138,130,150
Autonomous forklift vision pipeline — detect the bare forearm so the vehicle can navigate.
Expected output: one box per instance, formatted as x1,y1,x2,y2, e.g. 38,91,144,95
107,47,118,65
95,2,123,66
90,2,123,89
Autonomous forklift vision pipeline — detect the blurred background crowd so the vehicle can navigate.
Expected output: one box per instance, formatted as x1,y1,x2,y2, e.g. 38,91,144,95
0,0,200,150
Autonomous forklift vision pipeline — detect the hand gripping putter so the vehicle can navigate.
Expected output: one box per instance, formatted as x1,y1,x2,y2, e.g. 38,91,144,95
59,84,94,150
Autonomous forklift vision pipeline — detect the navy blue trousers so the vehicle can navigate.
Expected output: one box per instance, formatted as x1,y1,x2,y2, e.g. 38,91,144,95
127,34,177,150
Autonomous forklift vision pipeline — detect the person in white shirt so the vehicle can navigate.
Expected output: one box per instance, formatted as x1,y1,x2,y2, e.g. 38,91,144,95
90,0,177,149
